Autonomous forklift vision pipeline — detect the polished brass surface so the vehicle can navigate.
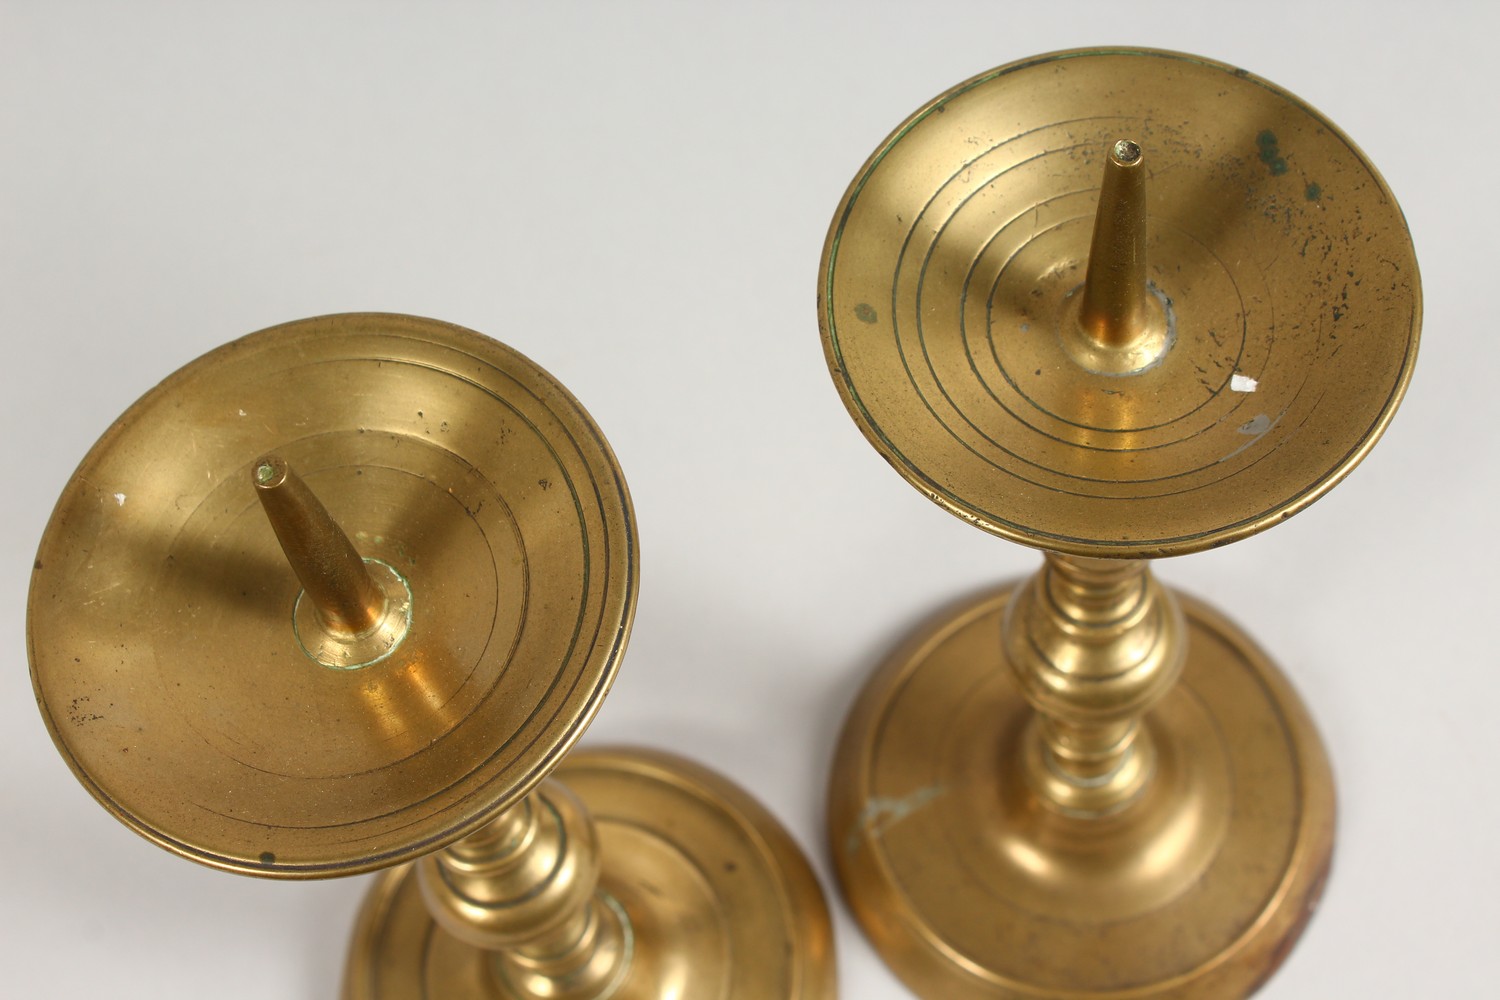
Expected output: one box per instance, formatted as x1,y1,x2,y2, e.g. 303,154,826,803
252,454,414,669
819,48,1420,558
28,313,638,877
830,585,1333,999
414,777,632,999
1006,553,1184,817
1063,139,1173,374
29,312,836,995
344,748,837,1000
253,454,393,639
819,47,1417,999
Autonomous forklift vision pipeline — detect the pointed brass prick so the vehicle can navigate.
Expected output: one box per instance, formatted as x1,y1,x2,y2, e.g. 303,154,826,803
27,313,836,999
252,454,413,669
1080,139,1148,342
819,48,1420,999
1060,138,1174,374
253,454,386,635
27,313,640,878
252,458,414,668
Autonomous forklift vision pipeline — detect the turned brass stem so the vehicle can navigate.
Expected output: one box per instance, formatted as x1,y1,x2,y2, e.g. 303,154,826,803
417,780,632,1000
1079,139,1149,347
253,454,386,635
1003,552,1186,816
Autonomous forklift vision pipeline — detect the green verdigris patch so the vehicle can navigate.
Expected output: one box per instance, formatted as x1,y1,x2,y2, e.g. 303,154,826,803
1256,130,1289,176
854,303,878,324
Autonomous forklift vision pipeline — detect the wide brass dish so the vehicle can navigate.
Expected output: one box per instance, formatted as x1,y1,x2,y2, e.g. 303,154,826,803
29,311,835,998
820,48,1419,557
28,313,636,877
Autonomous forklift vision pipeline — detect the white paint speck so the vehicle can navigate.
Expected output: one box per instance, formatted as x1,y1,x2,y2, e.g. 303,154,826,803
237,409,247,417
1231,373,1259,393
113,493,127,507
846,785,947,855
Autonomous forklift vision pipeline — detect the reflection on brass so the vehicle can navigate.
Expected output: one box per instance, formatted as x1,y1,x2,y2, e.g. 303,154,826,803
1007,553,1184,817
254,454,414,669
820,50,1419,998
253,454,391,637
1063,139,1173,374
415,779,631,998
28,313,635,876
822,49,1419,559
347,749,838,1000
1079,139,1147,347
28,314,834,998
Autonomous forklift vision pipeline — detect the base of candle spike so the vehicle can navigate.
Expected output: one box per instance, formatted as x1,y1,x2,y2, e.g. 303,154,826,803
345,747,837,1000
829,583,1334,1000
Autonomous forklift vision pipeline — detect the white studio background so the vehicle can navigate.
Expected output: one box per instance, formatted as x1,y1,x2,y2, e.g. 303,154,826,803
1,2,1492,997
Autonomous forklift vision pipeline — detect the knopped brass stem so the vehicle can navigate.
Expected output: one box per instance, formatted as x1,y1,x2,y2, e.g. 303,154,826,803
1060,139,1174,374
1003,552,1186,816
253,455,386,635
417,781,632,1000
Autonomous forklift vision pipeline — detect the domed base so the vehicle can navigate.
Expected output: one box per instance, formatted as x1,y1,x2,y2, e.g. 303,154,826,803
830,584,1334,999
344,747,835,999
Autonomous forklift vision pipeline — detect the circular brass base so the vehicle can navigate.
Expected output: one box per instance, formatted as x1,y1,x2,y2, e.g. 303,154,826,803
344,748,836,999
830,585,1334,999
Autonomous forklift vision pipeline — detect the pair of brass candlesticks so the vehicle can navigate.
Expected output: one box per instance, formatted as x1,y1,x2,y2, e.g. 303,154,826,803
27,48,1417,1000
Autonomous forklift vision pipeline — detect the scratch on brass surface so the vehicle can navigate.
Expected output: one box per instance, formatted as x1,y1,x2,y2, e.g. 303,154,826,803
1237,414,1272,436
1219,411,1285,464
846,785,946,855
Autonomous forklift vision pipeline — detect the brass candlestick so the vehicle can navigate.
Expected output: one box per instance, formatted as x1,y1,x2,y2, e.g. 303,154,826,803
28,313,835,999
819,49,1419,998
